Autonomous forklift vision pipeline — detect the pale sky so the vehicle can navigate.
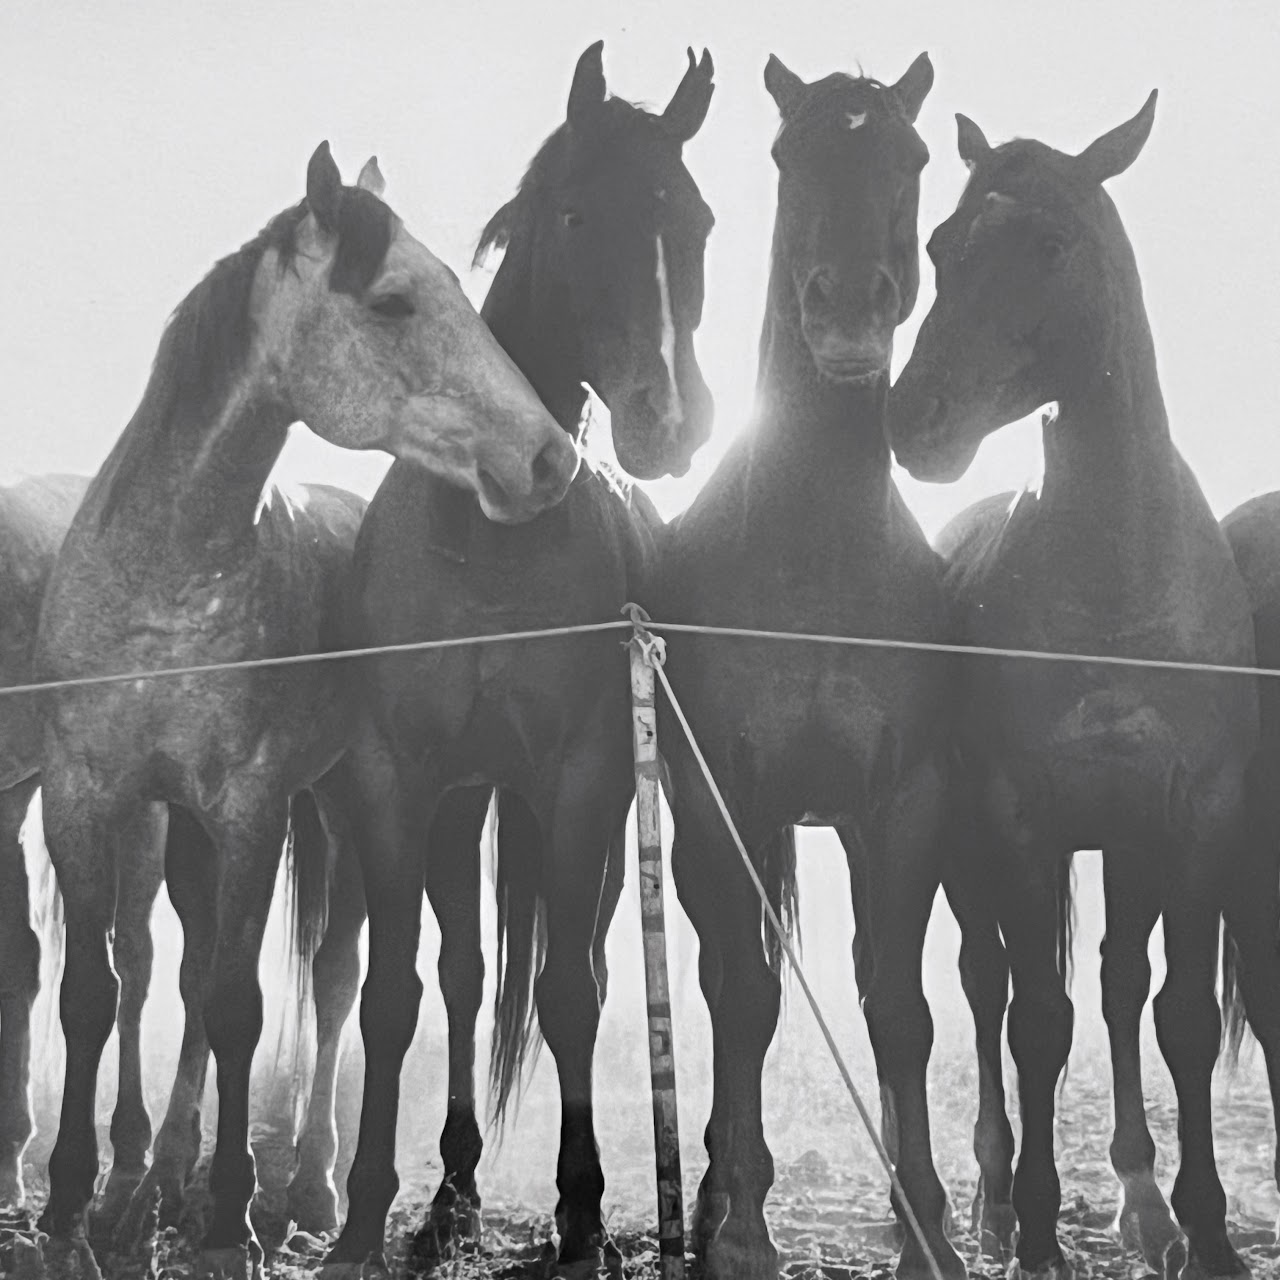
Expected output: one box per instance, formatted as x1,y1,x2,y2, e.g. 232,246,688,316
6,0,1279,539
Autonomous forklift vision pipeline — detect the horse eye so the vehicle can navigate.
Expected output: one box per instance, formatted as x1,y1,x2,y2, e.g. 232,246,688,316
561,210,583,229
1039,236,1067,269
370,293,415,319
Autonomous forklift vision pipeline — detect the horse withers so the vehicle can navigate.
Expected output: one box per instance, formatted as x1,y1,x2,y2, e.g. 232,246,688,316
890,96,1268,1280
30,143,573,1280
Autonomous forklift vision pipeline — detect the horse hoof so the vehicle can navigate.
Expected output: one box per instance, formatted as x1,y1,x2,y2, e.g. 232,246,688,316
317,1255,391,1280
703,1233,780,1280
32,1235,104,1280
554,1251,605,1279
409,1196,483,1267
0,1165,26,1211
979,1203,1018,1262
196,1246,261,1280
1006,1257,1074,1280
1113,1198,1184,1275
1179,1245,1251,1280
91,1168,146,1239
690,1189,729,1257
285,1179,341,1237
898,1237,968,1280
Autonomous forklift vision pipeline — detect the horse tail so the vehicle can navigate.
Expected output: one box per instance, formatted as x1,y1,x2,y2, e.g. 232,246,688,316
1220,925,1250,1070
763,825,801,980
489,789,546,1132
22,790,64,1064
283,789,331,1118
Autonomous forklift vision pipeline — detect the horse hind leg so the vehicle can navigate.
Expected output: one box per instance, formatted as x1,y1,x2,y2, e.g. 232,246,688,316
95,803,167,1234
1099,847,1181,1273
0,777,41,1208
413,784,490,1266
287,785,367,1236
114,805,214,1249
943,859,1015,1261
999,844,1075,1280
1154,865,1244,1279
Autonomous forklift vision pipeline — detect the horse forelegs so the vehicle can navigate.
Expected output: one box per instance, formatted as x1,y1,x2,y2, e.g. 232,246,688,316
37,778,129,1279
97,804,166,1232
415,785,489,1263
197,794,290,1277
0,777,40,1208
1099,849,1180,1272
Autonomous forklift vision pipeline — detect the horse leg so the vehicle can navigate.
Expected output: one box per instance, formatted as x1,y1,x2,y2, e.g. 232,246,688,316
0,777,40,1208
536,750,627,1272
1154,867,1246,1278
36,774,135,1280
943,861,1015,1260
196,790,290,1277
414,784,490,1262
1099,848,1180,1270
861,764,965,1280
999,846,1074,1279
96,803,166,1232
670,805,729,1261
591,810,628,1011
672,786,781,1280
286,789,367,1235
1222,754,1280,1224
324,749,429,1273
115,806,215,1247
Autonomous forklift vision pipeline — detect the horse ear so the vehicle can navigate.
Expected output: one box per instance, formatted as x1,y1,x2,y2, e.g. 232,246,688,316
1075,89,1157,184
764,54,805,119
890,52,933,124
956,113,992,170
306,141,343,232
661,47,715,143
356,155,386,197
567,40,607,128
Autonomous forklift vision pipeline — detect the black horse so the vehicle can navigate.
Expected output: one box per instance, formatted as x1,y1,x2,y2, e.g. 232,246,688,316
318,43,716,1276
654,52,965,1280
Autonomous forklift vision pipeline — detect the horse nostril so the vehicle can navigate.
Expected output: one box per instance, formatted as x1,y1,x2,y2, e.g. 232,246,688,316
532,440,558,490
871,269,899,318
805,270,837,311
922,396,948,431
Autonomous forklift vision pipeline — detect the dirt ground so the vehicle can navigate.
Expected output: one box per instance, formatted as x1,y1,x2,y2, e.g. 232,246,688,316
4,844,1280,1278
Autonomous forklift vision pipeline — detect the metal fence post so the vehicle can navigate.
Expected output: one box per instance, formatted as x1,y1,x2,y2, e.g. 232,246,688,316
625,604,685,1280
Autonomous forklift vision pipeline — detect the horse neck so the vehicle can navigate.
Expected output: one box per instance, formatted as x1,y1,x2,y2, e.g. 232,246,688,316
1040,229,1179,540
748,229,893,518
481,230,587,434
91,371,292,570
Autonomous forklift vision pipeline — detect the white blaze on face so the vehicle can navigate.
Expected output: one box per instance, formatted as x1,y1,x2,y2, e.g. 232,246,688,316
655,235,682,422
845,111,867,130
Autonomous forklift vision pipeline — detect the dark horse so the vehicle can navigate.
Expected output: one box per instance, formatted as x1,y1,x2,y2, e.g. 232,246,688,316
890,97,1275,1279
319,42,716,1277
31,143,575,1280
654,53,965,1280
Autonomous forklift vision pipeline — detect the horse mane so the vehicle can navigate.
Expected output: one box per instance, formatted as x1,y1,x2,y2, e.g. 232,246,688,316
91,183,393,531
473,97,664,267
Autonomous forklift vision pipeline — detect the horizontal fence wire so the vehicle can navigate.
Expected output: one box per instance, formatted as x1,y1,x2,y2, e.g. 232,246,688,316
1,617,1275,702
